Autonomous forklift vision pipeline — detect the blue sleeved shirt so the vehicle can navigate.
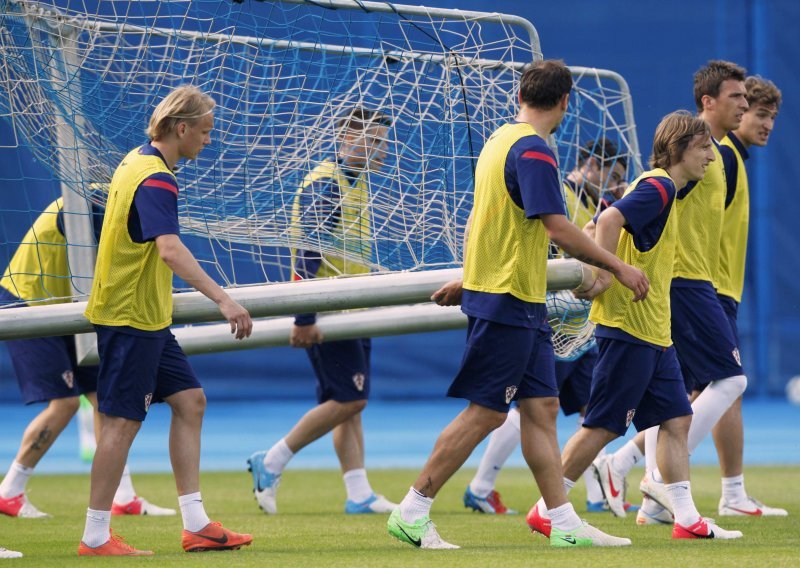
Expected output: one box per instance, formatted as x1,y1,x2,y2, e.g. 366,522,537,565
462,131,565,329
128,143,180,243
722,132,749,208
610,176,675,253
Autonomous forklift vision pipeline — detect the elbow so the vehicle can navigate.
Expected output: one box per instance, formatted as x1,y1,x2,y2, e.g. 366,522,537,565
157,241,180,266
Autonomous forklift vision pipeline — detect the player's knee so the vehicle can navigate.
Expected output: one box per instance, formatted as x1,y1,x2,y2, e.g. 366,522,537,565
48,396,81,418
710,374,747,399
339,398,367,416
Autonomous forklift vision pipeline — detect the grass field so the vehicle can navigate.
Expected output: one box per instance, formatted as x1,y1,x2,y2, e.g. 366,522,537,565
4,465,798,566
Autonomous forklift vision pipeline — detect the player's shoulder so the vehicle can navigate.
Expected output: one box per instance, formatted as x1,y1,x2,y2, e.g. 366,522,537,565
509,134,557,166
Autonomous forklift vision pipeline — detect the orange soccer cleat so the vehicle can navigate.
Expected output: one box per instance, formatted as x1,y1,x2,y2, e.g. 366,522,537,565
78,531,154,556
182,521,253,552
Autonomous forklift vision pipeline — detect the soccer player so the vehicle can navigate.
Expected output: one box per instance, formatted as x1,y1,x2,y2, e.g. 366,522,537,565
247,108,397,516
462,139,631,515
388,59,648,550
710,75,786,517
78,85,253,556
633,61,761,525
0,199,174,519
528,110,742,540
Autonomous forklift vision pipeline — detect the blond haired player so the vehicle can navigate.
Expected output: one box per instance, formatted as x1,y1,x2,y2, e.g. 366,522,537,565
79,86,253,556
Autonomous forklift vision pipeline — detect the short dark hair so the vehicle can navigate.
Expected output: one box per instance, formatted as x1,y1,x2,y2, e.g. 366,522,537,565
337,108,392,133
577,138,627,171
519,59,573,110
744,76,782,110
693,60,746,112
650,110,711,169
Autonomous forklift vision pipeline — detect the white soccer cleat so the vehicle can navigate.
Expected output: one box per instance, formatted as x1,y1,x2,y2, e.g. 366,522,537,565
639,472,673,514
0,547,23,559
111,496,177,516
0,493,51,519
719,496,788,517
551,520,632,547
592,454,627,517
673,517,743,540
248,451,281,515
387,509,460,549
636,497,674,525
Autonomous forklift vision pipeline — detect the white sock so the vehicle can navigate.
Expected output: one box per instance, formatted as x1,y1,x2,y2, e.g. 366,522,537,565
581,421,604,503
469,408,520,498
644,426,659,476
665,481,700,527
81,508,111,548
612,439,644,477
548,502,582,532
398,487,432,523
721,474,747,503
113,465,136,504
688,375,747,453
0,461,33,498
534,477,576,519
343,468,373,503
178,492,211,532
263,438,294,474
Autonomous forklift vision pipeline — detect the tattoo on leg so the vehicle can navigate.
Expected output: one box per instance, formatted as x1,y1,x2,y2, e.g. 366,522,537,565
420,477,433,497
30,426,52,452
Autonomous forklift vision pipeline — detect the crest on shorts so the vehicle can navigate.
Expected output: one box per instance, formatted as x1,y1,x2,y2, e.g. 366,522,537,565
505,386,518,405
625,409,636,428
61,370,74,389
352,373,365,392
144,393,153,413
732,348,741,366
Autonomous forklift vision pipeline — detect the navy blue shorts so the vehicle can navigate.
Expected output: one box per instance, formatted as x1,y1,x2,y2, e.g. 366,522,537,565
1,287,98,404
671,283,742,392
583,338,692,436
717,294,740,344
447,316,558,413
306,338,370,403
555,345,596,416
94,325,201,421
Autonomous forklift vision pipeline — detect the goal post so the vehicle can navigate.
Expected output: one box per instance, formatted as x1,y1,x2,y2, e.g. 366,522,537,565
0,0,639,362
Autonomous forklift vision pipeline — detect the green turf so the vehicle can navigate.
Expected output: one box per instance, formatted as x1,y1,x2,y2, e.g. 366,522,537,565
4,466,798,566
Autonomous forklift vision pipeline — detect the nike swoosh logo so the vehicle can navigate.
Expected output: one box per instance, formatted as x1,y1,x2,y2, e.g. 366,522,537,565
607,470,621,498
194,531,228,544
398,526,421,547
727,506,762,516
560,536,577,544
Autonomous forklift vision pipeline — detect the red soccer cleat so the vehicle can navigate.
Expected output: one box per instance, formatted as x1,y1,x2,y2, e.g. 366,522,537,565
78,531,154,556
526,504,552,538
182,521,253,552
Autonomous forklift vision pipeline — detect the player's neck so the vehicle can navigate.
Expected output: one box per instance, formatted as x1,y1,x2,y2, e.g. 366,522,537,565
698,112,726,142
665,166,687,191
515,107,558,137
150,140,179,170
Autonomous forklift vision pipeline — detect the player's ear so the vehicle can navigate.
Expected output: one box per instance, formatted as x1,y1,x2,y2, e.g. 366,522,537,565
560,92,569,111
701,93,715,113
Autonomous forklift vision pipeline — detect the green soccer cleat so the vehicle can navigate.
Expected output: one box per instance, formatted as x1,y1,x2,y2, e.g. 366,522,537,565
387,509,459,549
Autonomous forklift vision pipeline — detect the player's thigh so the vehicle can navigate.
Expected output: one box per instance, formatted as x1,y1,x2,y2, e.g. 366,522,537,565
5,334,82,404
634,347,692,432
307,338,371,403
671,285,742,389
94,327,166,421
447,317,537,413
583,338,658,437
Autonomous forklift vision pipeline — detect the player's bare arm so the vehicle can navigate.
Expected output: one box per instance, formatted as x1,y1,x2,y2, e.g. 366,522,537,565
541,213,648,301
290,323,324,348
155,234,253,339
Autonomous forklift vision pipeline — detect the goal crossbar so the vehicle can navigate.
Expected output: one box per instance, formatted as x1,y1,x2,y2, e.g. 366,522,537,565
0,259,588,341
